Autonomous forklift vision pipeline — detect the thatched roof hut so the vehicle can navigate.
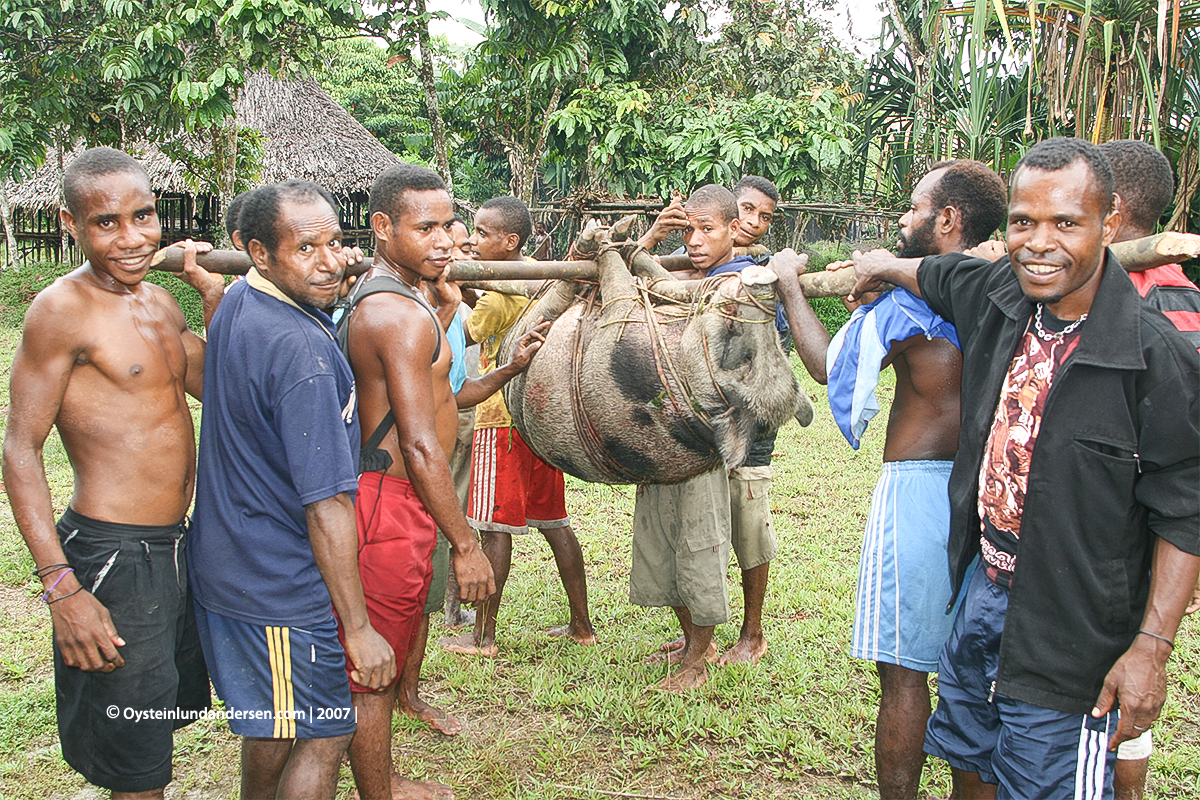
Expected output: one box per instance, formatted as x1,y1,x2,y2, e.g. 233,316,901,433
6,71,400,257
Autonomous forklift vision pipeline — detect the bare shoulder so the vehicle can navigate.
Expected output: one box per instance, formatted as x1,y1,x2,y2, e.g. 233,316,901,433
21,270,97,348
354,291,439,341
139,280,188,328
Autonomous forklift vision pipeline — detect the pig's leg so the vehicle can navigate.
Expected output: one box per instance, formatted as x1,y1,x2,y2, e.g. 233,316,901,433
597,246,638,324
629,248,674,281
521,279,580,326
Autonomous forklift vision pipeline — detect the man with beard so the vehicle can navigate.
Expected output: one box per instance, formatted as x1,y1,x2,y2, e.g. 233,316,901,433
826,160,1007,798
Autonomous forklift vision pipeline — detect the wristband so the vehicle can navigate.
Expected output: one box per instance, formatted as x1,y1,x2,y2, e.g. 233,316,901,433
34,563,70,578
41,568,75,603
1137,630,1174,650
47,586,84,605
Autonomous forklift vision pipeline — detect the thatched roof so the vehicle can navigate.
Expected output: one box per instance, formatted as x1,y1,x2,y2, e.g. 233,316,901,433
7,71,400,211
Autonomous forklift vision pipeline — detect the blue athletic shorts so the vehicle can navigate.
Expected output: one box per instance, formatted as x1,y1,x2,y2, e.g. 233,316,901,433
925,566,1118,799
852,461,961,671
194,604,356,739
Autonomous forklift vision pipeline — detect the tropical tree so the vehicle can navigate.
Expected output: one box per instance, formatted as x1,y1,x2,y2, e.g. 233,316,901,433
315,37,432,163
0,0,360,192
355,0,458,195
550,83,860,199
860,0,1199,229
444,0,686,204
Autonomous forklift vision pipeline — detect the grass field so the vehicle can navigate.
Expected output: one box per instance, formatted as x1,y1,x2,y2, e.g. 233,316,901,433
0,322,1197,799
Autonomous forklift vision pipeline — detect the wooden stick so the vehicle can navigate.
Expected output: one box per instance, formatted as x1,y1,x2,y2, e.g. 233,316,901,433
149,232,1195,300
457,269,855,299
148,248,600,281
1110,231,1200,271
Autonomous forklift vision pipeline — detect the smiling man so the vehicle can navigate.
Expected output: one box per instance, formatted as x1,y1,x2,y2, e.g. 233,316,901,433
190,180,396,799
2,147,224,799
850,138,1200,799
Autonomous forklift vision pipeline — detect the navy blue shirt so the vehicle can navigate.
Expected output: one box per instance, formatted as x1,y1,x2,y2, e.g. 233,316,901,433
190,279,361,626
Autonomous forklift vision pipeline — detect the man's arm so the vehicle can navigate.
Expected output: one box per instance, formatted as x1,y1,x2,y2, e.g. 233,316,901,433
171,240,225,401
767,249,830,384
430,271,462,331
1,294,126,672
305,493,396,689
365,302,496,603
455,319,549,409
637,196,688,251
848,249,923,303
1092,537,1199,749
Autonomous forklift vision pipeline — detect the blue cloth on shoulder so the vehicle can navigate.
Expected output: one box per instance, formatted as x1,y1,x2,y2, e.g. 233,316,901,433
825,287,960,449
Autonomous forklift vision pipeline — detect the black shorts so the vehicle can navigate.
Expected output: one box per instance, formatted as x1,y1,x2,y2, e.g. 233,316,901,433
54,508,211,793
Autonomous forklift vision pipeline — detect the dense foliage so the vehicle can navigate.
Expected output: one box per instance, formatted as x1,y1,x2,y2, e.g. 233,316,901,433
311,1,868,207
860,0,1199,229
0,0,361,184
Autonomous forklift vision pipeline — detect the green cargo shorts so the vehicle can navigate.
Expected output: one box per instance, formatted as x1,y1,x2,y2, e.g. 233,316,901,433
629,468,731,627
729,465,778,570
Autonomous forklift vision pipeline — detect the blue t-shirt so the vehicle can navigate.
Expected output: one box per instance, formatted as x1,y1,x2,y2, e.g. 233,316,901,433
448,311,467,394
190,279,361,626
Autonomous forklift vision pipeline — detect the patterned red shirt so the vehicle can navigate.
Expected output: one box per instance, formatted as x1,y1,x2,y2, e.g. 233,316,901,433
977,318,1082,572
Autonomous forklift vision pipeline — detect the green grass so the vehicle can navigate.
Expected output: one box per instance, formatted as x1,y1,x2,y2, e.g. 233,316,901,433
0,331,1197,798
0,261,213,332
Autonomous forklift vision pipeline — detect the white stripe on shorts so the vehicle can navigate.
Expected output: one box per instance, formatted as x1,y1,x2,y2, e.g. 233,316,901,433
853,466,896,661
1074,712,1110,800
470,428,497,525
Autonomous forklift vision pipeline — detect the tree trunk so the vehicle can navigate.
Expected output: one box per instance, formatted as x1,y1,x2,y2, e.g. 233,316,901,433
413,0,454,199
212,119,239,247
0,179,17,269
503,85,564,207
58,140,70,264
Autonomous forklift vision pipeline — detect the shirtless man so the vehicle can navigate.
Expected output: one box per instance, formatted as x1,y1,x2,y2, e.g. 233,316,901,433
825,160,1008,799
2,147,224,798
340,163,501,799
396,215,545,737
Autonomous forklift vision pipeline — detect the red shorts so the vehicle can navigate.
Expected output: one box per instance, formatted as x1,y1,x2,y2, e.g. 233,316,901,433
337,472,436,692
467,427,569,534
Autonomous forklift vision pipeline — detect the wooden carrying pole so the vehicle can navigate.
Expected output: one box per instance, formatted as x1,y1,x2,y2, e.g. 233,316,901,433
150,232,1200,299
149,249,856,296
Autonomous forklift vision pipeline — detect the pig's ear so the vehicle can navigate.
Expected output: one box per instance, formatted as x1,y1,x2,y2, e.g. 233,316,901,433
711,407,754,469
794,388,815,427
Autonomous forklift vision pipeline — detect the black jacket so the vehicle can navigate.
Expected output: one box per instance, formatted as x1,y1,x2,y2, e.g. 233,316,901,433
918,251,1200,714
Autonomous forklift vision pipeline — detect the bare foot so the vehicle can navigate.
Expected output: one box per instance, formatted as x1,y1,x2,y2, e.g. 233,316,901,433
652,664,708,693
444,608,476,631
718,635,768,666
546,623,597,646
399,695,463,736
392,772,455,799
643,640,717,665
657,634,685,653
439,632,498,658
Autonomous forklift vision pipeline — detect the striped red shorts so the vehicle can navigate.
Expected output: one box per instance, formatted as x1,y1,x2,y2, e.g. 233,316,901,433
466,427,568,534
